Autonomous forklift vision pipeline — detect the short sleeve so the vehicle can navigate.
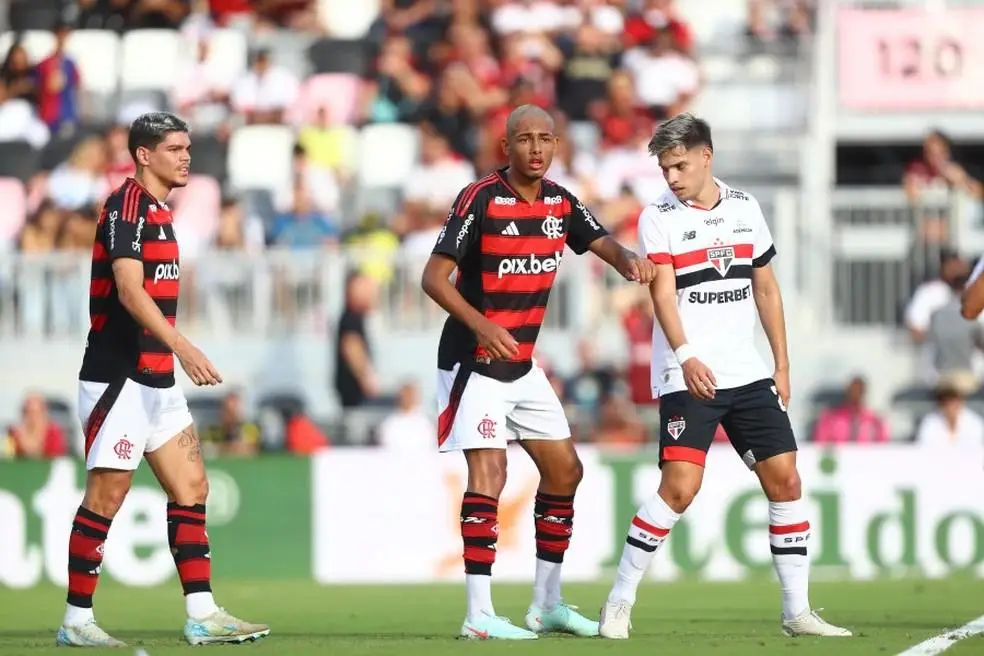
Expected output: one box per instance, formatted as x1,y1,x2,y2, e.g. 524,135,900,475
432,186,483,263
565,194,608,254
102,192,147,261
749,197,776,268
637,205,671,264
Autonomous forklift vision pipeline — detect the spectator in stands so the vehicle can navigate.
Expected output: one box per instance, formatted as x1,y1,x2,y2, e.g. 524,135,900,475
620,28,699,121
103,123,136,191
278,143,341,219
903,130,983,204
746,0,814,44
0,71,50,149
904,250,984,384
269,175,340,249
46,137,109,211
360,34,431,124
376,380,435,449
811,375,889,444
1,41,37,104
555,23,622,122
201,389,262,457
231,47,300,125
414,68,477,160
594,394,647,446
33,21,81,134
915,374,984,448
620,292,655,405
1,392,67,459
172,34,233,135
127,0,191,29
334,271,381,408
398,123,475,257
565,337,622,419
297,107,355,187
622,0,693,53
368,0,442,58
18,200,61,253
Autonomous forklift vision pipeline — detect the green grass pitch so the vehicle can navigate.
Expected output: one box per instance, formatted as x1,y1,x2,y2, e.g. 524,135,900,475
1,579,982,654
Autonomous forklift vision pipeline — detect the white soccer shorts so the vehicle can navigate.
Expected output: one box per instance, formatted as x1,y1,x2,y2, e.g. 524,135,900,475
436,362,571,451
78,378,194,471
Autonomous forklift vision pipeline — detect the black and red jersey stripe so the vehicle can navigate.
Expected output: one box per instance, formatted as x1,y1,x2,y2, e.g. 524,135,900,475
79,178,181,389
431,167,608,381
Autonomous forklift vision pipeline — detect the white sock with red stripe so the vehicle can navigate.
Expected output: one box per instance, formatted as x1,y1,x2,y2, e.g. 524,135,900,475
768,500,811,620
607,493,680,604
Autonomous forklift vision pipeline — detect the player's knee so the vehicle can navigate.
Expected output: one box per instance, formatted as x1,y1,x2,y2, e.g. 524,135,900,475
83,472,132,519
171,470,209,506
465,450,508,497
658,482,699,514
761,469,801,502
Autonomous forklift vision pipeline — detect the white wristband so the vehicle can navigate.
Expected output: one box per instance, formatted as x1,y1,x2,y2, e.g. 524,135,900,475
675,344,696,365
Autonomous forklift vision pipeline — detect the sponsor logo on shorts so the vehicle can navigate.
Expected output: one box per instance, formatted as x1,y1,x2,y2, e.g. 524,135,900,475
114,437,134,460
667,416,686,440
497,252,562,278
477,415,497,439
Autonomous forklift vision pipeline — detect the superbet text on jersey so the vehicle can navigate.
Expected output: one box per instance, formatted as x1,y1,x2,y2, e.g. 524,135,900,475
639,180,776,397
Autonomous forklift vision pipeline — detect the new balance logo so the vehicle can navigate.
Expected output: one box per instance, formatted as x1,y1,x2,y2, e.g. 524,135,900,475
501,222,520,236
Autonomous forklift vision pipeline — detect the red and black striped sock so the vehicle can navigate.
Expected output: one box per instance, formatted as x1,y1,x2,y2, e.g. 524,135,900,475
66,507,112,610
166,502,212,595
461,492,498,575
534,492,574,563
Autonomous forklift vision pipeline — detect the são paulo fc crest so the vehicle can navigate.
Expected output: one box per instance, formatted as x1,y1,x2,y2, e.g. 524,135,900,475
707,238,734,276
666,416,686,440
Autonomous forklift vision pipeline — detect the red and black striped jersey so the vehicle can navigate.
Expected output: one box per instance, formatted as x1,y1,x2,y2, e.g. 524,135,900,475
79,178,180,389
432,167,608,381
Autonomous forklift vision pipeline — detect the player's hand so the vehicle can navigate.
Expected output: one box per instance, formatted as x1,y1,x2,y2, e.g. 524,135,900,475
682,358,717,400
615,251,656,284
474,317,520,361
773,368,791,410
176,342,223,386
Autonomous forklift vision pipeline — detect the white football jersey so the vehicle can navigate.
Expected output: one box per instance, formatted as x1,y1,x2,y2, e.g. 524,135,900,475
638,180,776,397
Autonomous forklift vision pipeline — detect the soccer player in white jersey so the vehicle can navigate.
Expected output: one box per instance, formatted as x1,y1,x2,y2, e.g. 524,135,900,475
598,114,852,639
960,256,984,318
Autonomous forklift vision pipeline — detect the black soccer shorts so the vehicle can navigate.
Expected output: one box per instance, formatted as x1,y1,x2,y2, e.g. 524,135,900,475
657,377,797,469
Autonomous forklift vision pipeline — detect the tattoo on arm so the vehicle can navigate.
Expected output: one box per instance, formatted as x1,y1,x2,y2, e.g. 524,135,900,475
177,425,202,462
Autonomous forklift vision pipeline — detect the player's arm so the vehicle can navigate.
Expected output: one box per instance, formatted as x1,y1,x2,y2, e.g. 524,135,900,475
961,257,984,319
420,194,519,360
639,206,716,399
105,202,220,385
748,199,790,405
567,194,656,284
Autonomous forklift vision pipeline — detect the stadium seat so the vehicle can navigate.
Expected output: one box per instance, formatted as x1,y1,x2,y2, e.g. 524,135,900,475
307,38,369,76
201,28,249,90
186,395,223,434
65,30,121,97
40,129,91,171
227,125,295,196
44,395,78,449
316,0,380,39
0,177,27,251
0,141,40,182
289,73,361,126
120,29,182,92
186,134,227,182
0,29,55,63
171,174,222,245
356,123,419,190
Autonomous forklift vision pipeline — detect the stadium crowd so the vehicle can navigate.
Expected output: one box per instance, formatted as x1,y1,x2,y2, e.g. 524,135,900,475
8,0,982,459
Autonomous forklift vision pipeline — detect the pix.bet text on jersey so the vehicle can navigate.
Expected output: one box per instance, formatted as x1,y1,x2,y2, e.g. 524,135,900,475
432,168,608,381
639,180,776,397
79,178,180,388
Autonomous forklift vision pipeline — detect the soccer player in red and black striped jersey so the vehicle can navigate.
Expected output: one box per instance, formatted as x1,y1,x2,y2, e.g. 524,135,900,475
57,113,269,648
421,105,657,640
